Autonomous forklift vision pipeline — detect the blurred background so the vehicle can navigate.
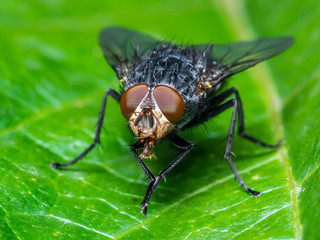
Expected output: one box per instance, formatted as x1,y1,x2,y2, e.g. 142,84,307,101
0,0,319,239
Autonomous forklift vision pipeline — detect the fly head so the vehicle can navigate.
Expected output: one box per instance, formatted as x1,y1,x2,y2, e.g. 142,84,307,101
120,84,185,158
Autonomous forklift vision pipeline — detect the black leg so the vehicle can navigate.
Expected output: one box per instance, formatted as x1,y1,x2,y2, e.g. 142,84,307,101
210,87,281,149
131,135,193,216
51,88,121,169
189,87,275,195
215,99,261,196
131,141,155,182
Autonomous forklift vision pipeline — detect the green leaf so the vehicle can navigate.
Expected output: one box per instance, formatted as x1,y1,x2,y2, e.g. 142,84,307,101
0,0,319,239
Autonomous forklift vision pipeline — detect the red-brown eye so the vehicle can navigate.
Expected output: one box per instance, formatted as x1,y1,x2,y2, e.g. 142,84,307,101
153,85,184,124
120,84,148,120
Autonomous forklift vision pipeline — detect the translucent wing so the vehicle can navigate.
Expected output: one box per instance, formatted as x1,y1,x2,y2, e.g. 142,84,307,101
195,37,294,81
100,27,158,78
182,37,294,130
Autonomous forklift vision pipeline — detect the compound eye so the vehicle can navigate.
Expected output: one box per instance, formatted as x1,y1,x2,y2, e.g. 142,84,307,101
153,85,184,124
120,84,148,120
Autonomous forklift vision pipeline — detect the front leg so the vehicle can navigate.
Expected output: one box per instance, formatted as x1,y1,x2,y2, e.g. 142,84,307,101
51,88,120,169
132,135,193,216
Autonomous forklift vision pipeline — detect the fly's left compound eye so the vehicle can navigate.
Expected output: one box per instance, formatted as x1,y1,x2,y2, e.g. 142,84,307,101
153,85,185,124
120,84,148,120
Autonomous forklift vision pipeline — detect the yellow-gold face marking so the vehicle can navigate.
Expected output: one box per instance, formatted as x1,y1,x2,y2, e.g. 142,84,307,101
120,84,184,158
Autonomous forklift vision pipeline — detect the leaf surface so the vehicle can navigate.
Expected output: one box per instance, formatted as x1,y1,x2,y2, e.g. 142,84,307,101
0,0,319,239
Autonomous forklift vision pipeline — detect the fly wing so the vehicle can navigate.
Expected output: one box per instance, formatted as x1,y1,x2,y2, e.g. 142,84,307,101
182,37,294,130
195,37,294,81
100,27,158,78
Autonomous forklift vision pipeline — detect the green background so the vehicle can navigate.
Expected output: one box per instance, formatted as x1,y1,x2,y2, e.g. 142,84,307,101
1,0,319,239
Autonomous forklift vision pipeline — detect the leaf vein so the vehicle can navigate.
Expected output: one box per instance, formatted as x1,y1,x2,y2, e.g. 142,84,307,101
230,204,291,239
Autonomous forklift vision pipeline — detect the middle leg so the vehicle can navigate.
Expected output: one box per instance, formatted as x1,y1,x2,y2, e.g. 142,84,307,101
212,99,261,196
211,87,281,148
131,135,193,216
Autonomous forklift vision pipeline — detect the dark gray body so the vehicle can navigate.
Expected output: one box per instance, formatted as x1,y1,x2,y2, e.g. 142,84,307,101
51,27,294,217
100,27,293,130
124,45,207,129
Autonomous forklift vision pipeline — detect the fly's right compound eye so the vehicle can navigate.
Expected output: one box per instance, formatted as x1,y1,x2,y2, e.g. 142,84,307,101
120,84,148,120
153,85,185,124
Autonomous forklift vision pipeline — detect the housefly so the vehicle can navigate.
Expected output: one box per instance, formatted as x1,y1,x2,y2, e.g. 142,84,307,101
51,27,294,216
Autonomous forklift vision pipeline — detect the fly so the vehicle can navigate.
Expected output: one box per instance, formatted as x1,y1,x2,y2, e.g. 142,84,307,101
51,27,294,216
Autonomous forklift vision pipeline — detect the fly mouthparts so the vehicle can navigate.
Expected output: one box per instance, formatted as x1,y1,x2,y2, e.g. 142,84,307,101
134,111,144,126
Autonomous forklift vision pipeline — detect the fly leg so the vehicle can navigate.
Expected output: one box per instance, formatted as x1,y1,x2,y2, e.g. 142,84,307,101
213,87,281,148
131,141,155,182
51,89,121,169
183,87,280,195
214,99,261,195
131,135,193,216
